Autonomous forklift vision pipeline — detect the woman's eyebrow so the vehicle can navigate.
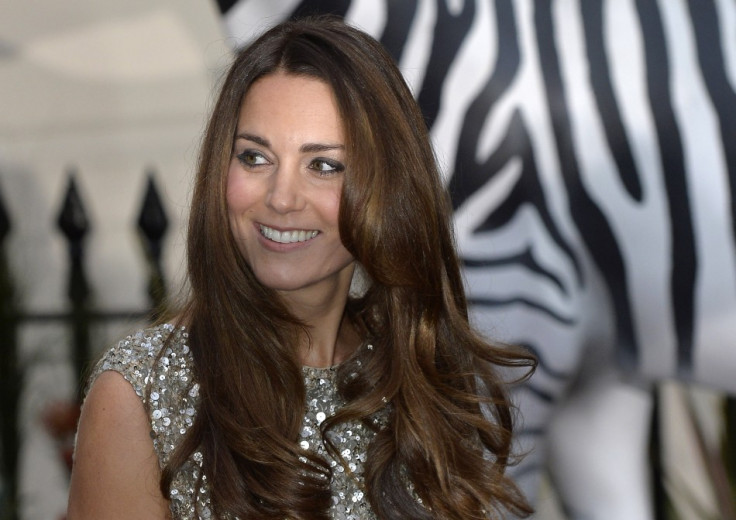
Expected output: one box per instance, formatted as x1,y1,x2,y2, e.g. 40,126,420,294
300,143,345,153
235,133,270,147
235,133,344,153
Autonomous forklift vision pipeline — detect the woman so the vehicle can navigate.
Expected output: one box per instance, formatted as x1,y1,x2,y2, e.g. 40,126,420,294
68,16,536,520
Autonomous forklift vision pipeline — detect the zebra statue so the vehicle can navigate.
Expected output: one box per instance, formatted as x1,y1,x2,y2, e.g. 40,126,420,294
217,1,736,518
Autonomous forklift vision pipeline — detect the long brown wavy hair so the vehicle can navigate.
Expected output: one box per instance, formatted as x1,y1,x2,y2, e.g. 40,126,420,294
163,15,536,519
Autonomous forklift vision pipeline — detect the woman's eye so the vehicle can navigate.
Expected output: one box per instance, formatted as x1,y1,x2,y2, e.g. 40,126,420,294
309,158,345,175
237,150,268,166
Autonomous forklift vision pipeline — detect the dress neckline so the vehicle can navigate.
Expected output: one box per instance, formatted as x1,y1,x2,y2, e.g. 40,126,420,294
302,363,339,380
301,339,373,376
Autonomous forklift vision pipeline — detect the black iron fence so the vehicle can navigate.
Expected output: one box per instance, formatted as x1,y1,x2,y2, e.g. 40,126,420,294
0,171,170,520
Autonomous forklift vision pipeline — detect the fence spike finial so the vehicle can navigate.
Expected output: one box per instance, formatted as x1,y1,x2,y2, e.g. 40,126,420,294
0,181,11,243
56,171,90,244
137,170,169,259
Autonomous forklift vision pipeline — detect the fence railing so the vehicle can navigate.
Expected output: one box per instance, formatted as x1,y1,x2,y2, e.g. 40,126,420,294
0,171,169,520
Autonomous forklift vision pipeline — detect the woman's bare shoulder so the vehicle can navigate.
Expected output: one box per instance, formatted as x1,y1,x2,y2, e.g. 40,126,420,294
67,370,170,519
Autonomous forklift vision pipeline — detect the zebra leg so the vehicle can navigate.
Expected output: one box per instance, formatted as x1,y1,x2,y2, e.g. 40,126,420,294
546,366,654,520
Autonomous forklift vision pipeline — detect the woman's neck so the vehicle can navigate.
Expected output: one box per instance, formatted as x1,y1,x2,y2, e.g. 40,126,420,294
277,269,360,368
299,312,361,368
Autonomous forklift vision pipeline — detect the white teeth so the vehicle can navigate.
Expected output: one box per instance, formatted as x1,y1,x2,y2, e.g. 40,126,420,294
259,225,318,244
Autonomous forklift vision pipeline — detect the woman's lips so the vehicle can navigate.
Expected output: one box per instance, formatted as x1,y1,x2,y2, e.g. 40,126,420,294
258,224,319,244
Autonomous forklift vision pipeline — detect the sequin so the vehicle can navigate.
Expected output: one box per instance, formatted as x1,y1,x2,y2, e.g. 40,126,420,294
87,324,386,519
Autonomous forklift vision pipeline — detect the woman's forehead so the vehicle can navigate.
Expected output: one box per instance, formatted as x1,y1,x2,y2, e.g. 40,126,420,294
236,72,345,147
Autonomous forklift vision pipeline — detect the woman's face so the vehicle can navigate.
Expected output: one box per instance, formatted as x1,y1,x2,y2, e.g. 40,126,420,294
227,72,355,302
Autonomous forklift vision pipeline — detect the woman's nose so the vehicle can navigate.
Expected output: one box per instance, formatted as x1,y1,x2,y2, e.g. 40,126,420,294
265,164,305,213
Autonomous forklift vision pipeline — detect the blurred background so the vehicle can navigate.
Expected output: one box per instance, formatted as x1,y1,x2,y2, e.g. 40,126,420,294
0,2,230,518
1,1,735,519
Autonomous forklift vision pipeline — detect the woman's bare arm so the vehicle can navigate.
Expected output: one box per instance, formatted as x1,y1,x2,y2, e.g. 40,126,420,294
67,370,170,519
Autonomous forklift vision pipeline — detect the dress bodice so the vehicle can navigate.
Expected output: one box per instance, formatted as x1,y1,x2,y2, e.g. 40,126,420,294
87,324,383,519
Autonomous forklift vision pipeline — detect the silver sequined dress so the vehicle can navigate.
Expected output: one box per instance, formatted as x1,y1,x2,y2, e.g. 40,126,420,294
88,323,382,519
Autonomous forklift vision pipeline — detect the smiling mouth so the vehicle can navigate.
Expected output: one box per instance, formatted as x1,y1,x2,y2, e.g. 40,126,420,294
259,224,319,244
